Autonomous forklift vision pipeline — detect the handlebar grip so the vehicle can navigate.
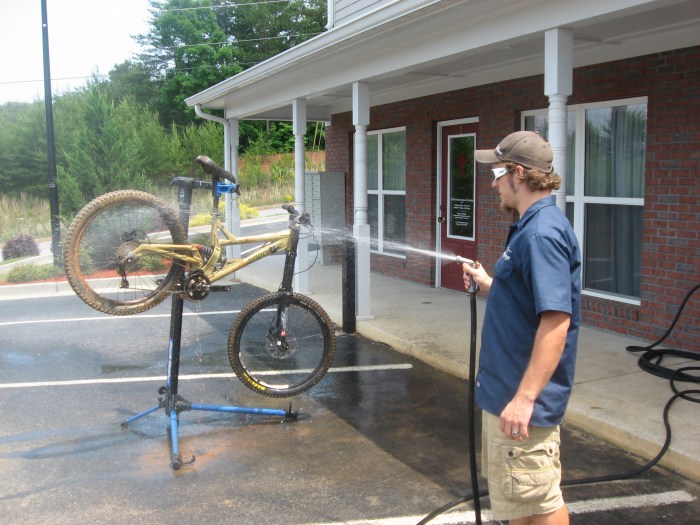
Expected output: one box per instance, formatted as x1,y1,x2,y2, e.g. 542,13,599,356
282,203,298,215
195,155,237,184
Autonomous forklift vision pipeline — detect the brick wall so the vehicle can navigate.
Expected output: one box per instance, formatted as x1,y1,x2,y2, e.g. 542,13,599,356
326,46,699,351
569,47,700,351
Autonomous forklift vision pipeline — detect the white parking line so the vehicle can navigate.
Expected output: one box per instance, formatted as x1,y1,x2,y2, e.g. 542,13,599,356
305,490,695,524
0,310,242,327
0,364,413,389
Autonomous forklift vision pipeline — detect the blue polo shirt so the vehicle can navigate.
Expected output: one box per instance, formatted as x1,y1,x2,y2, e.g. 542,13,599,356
475,196,581,427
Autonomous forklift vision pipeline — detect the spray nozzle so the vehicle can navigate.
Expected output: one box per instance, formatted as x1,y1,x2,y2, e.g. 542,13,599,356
455,256,480,294
455,255,475,267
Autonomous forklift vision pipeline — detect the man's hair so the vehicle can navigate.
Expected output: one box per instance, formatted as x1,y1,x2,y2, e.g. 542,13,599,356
505,162,561,192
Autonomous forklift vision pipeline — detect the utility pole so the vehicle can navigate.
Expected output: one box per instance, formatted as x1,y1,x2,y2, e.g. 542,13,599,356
41,0,61,266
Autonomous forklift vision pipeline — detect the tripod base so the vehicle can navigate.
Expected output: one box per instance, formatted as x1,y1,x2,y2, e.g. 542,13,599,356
122,390,298,470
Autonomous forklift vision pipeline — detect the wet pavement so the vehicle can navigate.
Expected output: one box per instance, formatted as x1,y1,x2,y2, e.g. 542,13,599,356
1,285,699,524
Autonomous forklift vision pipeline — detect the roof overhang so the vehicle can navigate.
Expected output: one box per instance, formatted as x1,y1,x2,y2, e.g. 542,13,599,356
185,0,700,121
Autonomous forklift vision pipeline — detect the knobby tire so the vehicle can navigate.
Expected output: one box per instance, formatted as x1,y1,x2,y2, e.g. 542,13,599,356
228,292,336,397
64,190,187,316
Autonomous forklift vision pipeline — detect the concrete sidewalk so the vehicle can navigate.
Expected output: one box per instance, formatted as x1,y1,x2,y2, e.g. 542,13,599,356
1,252,698,482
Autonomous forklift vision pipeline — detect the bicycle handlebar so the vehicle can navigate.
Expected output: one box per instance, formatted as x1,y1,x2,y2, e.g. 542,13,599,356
282,204,311,225
282,203,298,216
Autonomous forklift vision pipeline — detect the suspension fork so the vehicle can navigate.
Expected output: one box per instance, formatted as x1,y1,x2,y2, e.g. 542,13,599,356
279,225,300,293
272,223,300,350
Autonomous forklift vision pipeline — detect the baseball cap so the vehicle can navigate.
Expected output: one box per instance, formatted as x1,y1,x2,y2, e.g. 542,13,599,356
475,131,553,173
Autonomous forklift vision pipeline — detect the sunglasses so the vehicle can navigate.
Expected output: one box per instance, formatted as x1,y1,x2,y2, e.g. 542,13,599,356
491,167,511,180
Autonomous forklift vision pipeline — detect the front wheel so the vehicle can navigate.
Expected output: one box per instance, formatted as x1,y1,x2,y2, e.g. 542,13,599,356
63,190,187,316
228,292,336,397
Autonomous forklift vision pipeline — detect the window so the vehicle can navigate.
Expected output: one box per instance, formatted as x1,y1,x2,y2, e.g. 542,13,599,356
523,98,647,302
367,128,406,256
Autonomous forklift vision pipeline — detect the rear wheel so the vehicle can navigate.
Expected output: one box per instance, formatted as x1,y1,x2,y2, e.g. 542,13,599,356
228,292,336,397
64,190,187,316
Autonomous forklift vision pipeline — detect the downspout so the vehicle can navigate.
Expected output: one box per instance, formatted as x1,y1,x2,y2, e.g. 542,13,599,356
194,104,241,259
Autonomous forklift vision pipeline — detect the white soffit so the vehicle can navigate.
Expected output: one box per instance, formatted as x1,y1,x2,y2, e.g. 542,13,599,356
186,0,700,121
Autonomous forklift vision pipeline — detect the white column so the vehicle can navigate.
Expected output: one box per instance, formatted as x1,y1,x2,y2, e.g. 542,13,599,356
224,118,241,260
353,82,372,319
293,99,309,293
545,28,573,213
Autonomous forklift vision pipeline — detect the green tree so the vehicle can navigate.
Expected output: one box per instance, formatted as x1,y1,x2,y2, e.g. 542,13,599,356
227,0,326,65
179,120,224,167
0,101,49,195
136,0,326,132
105,60,161,109
137,0,244,127
56,83,179,216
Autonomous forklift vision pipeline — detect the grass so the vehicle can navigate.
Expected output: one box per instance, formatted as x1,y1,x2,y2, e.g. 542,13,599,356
0,193,53,244
0,151,324,283
2,263,65,283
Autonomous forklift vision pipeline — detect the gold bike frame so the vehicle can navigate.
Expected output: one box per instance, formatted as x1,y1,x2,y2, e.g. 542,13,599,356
130,214,293,284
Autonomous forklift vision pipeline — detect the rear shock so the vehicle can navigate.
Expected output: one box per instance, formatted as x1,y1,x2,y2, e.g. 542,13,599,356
197,244,227,268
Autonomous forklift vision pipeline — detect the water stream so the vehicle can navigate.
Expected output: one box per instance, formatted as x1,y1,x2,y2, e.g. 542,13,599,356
310,226,461,264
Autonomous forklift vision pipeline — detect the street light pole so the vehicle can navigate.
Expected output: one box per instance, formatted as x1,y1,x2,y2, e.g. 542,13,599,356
41,0,61,266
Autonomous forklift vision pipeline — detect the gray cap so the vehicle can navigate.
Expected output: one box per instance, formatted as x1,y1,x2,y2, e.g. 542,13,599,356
475,131,553,173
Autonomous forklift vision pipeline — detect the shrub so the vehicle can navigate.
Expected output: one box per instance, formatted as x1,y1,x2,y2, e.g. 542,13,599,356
189,202,259,227
5,263,64,283
239,203,259,219
2,234,40,260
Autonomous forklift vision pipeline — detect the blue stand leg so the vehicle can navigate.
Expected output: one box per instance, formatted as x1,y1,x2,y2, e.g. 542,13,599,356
189,403,295,418
170,409,182,470
121,405,160,428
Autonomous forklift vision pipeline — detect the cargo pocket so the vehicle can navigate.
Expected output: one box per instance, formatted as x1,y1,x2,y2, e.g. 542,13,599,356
500,441,559,503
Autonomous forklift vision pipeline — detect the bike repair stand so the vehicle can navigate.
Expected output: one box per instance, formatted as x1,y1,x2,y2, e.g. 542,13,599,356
122,176,297,470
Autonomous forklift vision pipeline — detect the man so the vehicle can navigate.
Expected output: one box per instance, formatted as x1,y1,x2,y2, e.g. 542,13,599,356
462,131,581,525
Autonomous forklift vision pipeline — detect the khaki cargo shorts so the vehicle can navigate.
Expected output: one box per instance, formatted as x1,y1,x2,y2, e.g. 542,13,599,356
482,410,564,521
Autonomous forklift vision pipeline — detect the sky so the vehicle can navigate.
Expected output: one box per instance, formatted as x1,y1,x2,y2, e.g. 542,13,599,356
0,0,152,104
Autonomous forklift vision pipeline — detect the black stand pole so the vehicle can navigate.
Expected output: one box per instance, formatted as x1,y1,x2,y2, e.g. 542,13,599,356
341,236,356,334
122,178,297,470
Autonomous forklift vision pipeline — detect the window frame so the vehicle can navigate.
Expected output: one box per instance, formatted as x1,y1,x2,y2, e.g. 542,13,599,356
522,96,647,305
367,126,407,258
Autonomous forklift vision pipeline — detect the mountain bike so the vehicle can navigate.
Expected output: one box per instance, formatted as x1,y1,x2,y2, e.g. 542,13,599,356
63,155,336,397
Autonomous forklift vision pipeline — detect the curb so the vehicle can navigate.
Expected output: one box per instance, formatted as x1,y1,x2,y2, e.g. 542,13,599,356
0,280,74,301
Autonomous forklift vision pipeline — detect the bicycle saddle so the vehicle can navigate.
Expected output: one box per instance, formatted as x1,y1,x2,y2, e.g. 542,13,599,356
196,155,239,185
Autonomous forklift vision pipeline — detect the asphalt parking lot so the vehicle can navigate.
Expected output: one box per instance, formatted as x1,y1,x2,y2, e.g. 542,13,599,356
1,283,698,524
